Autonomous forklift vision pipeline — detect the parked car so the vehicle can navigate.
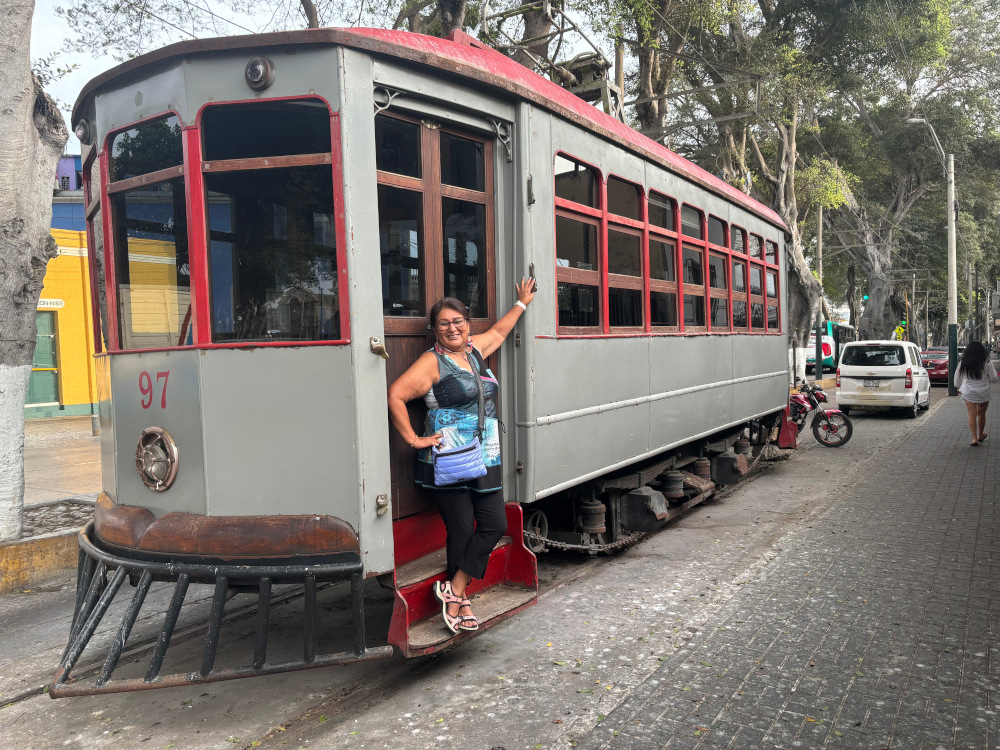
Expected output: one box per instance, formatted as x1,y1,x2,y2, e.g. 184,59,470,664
836,340,931,418
920,346,964,384
805,333,835,372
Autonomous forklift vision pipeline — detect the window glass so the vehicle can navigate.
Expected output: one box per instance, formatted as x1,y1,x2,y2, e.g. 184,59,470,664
440,132,484,191
732,260,746,293
766,271,777,298
112,180,191,349
608,230,641,276
711,298,729,328
375,116,421,178
682,246,703,285
378,186,423,317
731,227,745,254
651,292,677,327
765,240,778,264
558,282,599,327
748,234,762,258
111,115,183,181
609,288,642,327
607,176,640,219
442,199,486,317
750,266,763,295
684,294,705,326
708,254,727,290
681,205,703,238
732,300,748,327
767,305,779,329
708,217,726,246
204,166,339,343
556,216,599,271
841,345,906,367
555,155,598,207
649,239,675,281
203,100,332,161
649,192,675,230
751,302,765,329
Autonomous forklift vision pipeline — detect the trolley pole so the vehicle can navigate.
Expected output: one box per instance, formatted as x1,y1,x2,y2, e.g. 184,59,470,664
815,206,824,382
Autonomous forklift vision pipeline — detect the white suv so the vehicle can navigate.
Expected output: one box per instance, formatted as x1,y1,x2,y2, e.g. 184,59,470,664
836,340,931,418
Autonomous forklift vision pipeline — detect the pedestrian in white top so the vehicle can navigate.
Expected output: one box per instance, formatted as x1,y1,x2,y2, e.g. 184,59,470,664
954,340,997,446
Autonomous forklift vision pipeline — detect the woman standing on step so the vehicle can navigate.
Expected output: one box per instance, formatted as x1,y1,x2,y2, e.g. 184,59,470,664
388,279,535,633
955,340,997,446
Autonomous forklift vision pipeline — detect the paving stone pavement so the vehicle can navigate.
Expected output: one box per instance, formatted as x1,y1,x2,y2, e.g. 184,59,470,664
577,390,999,750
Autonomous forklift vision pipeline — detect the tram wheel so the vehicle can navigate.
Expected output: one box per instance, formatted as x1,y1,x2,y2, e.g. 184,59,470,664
524,509,549,553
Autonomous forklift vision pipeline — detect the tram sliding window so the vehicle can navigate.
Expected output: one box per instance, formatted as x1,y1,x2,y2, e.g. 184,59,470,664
202,100,339,342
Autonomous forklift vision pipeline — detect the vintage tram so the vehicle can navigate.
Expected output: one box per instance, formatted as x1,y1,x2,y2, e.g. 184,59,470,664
53,27,792,696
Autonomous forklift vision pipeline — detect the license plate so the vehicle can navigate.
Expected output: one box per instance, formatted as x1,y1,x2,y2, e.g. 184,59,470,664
863,378,880,387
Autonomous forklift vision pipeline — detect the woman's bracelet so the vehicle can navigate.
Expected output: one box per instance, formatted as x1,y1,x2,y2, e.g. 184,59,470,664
515,300,527,311
410,436,419,448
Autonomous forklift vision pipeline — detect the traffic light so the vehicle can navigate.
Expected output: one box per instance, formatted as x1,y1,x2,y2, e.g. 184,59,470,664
862,294,869,301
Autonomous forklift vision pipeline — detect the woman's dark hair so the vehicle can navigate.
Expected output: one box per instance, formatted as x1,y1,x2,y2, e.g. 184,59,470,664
960,340,988,379
429,297,469,325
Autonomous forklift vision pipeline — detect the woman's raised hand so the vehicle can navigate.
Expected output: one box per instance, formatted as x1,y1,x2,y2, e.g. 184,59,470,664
516,276,536,307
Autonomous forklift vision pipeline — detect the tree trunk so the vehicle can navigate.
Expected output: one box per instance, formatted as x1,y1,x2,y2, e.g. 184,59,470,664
437,0,466,37
0,0,69,541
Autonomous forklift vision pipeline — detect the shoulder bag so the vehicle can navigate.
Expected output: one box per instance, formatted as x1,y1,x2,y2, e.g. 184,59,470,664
432,348,489,486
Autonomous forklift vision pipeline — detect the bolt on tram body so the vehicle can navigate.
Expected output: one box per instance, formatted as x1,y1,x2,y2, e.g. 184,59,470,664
53,27,795,696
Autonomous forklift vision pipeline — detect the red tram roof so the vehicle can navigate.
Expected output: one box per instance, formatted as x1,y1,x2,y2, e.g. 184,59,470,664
73,27,786,233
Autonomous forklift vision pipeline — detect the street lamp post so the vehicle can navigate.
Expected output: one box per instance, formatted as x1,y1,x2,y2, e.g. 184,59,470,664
906,118,958,396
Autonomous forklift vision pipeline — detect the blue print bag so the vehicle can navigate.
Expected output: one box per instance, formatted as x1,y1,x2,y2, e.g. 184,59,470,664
432,349,488,486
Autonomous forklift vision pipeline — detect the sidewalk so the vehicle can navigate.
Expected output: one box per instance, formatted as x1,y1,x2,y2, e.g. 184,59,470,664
577,390,999,750
23,416,101,505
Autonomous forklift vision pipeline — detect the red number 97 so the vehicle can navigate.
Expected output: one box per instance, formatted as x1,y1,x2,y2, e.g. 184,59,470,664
139,371,153,409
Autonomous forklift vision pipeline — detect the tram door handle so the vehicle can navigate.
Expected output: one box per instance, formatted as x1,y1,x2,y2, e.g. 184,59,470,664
370,336,390,360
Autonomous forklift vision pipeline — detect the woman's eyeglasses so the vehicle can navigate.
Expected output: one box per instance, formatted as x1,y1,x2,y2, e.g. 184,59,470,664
435,317,467,330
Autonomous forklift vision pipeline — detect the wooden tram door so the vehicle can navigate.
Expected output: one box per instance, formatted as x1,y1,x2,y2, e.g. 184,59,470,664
375,113,497,519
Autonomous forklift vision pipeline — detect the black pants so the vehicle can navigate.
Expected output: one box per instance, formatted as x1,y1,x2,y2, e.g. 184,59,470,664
432,489,507,580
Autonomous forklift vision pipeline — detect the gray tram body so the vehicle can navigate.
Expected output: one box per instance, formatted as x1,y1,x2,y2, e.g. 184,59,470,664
59,28,789,694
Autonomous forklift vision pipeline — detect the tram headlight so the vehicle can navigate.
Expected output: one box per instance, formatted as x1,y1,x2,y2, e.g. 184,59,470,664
244,56,276,91
73,120,90,144
135,427,179,491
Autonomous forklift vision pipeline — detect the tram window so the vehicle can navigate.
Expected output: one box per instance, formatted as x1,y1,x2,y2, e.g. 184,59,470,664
649,239,675,281
110,115,183,181
765,240,778,264
378,186,424,317
732,300,748,328
748,234,762,258
766,270,778,298
202,100,332,161
731,260,746,292
767,305,779,329
554,155,599,208
711,298,729,328
609,288,643,327
442,198,486,317
440,132,484,191
111,179,191,349
556,216,599,270
731,226,746,254
205,165,339,342
751,302,765,330
375,116,421,178
683,294,705,327
682,246,703,285
708,254,727,290
558,282,599,327
681,205,703,238
607,176,640,220
649,192,675,230
708,216,726,246
650,292,678,327
749,266,763,296
608,230,641,276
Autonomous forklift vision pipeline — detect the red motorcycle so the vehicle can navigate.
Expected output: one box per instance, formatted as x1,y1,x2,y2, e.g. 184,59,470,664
789,382,854,447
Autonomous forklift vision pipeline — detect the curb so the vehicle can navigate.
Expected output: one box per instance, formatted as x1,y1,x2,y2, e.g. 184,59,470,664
0,497,94,595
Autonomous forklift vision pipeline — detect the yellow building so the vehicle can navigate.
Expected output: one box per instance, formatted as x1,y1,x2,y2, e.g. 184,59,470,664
26,226,100,420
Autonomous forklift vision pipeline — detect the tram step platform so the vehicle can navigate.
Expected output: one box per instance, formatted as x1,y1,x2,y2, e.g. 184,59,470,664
387,503,537,657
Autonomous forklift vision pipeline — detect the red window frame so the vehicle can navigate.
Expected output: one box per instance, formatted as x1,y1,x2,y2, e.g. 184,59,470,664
679,205,707,332
606,174,645,334
648,191,679,333
706,214,730,333
554,153,603,335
